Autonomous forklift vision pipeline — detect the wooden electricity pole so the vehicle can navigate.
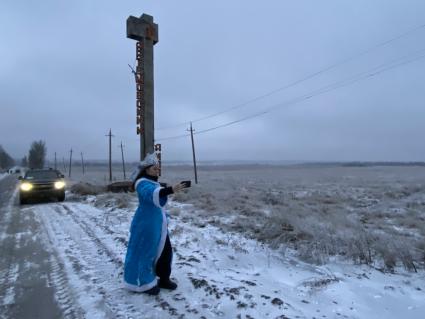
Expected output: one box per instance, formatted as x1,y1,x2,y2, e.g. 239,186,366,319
188,122,198,184
106,129,114,182
68,148,73,178
62,157,67,173
54,152,57,170
119,141,126,180
81,152,85,175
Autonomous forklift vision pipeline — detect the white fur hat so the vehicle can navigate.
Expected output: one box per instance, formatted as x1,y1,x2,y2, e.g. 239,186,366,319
130,152,159,182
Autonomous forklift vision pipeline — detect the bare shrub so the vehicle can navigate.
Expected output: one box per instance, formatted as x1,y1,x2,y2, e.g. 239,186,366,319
112,193,135,209
71,182,106,196
395,241,418,272
298,242,329,265
256,219,298,245
260,191,284,206
170,225,185,237
172,189,191,202
348,229,375,265
230,239,249,253
374,239,397,271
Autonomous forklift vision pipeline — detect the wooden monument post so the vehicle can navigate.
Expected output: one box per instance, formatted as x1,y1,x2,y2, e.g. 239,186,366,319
127,14,158,160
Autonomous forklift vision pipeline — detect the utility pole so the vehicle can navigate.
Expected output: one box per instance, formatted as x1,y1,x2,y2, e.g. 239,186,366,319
81,152,85,175
54,152,57,170
106,129,114,182
62,157,67,173
127,14,158,160
154,144,162,176
188,122,198,184
68,149,73,178
119,141,126,180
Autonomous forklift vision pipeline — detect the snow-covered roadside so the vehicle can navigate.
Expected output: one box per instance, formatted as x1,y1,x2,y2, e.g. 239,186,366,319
33,195,425,319
0,188,19,309
171,203,425,318
0,173,8,181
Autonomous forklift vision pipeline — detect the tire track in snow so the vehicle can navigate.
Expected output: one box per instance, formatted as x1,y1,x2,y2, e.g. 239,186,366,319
59,202,191,318
37,203,189,318
0,263,19,309
39,204,129,318
60,204,123,267
33,204,86,319
47,255,82,319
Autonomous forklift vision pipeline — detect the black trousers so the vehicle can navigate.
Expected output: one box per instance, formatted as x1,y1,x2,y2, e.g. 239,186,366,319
155,235,172,281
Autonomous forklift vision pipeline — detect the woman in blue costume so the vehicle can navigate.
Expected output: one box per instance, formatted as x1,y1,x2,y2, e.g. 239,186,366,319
124,153,186,295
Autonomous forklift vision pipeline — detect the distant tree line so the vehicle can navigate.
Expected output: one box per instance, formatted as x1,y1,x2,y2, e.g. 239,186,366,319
0,145,15,169
0,140,47,171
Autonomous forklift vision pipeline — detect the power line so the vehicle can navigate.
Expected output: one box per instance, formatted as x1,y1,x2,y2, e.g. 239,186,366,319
155,49,425,142
196,51,425,135
155,132,190,142
155,22,425,131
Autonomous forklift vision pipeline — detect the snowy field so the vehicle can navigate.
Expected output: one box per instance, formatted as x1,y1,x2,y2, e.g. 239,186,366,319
37,163,425,318
69,163,425,270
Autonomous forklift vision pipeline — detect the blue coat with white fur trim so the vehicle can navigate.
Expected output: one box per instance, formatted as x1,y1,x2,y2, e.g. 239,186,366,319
124,178,168,292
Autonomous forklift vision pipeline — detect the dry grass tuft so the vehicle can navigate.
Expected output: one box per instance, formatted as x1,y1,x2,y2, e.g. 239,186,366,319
70,182,107,196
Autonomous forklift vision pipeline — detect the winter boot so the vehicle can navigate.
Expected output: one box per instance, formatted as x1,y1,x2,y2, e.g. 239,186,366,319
159,279,178,290
143,285,160,295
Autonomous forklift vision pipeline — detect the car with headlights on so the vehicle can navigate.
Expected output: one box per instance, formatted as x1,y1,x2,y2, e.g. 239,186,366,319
19,169,66,204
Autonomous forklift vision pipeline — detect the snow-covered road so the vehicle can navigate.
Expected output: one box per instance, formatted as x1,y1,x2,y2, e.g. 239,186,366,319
1,175,425,318
0,175,70,319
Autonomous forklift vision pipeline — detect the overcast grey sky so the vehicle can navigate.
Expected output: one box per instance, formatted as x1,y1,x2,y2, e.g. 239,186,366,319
1,0,425,162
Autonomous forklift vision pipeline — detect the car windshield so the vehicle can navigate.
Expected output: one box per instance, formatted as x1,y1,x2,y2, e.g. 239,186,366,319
25,170,60,180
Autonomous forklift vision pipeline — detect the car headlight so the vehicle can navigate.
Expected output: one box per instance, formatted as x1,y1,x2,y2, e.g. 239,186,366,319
54,181,66,189
20,182,33,191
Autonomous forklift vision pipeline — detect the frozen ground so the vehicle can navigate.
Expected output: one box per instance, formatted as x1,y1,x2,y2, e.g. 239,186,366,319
31,191,425,318
69,163,425,270
162,164,425,270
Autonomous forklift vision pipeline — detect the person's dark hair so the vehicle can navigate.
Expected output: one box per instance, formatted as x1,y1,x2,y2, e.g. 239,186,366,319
131,168,144,191
131,165,155,191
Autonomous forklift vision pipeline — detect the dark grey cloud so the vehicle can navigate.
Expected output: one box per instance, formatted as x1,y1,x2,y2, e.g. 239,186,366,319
1,0,425,162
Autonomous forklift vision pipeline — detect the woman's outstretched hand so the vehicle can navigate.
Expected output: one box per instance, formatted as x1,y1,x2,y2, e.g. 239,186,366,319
172,182,186,193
